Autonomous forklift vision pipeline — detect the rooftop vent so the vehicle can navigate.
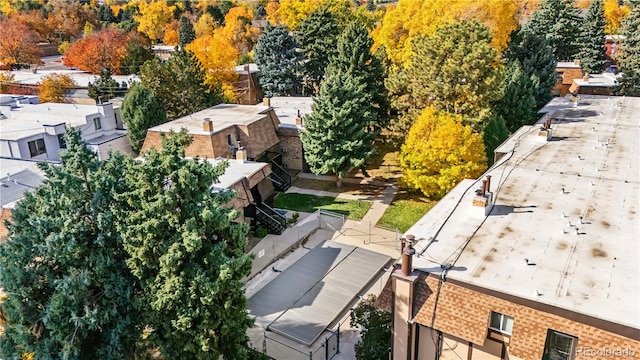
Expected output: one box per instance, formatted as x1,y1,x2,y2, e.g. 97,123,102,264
400,234,416,276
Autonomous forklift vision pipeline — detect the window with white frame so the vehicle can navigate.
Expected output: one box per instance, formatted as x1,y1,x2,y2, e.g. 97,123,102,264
94,117,102,130
489,311,514,335
543,330,578,360
28,139,46,158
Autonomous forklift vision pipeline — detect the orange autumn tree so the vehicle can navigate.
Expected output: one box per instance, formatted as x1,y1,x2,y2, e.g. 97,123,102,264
0,18,43,68
163,19,179,46
45,1,99,42
219,6,261,55
63,27,129,74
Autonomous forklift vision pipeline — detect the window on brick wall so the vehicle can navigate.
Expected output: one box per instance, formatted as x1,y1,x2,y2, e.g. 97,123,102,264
542,330,577,360
489,311,514,335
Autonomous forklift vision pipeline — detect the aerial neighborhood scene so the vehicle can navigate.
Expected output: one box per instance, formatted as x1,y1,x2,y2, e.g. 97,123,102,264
0,0,639,359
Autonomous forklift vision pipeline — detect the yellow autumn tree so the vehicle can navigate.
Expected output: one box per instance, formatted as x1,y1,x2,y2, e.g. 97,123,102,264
134,0,176,43
220,6,261,55
266,0,321,30
373,0,518,65
186,33,239,101
400,107,487,199
603,0,630,34
194,12,217,37
37,73,76,103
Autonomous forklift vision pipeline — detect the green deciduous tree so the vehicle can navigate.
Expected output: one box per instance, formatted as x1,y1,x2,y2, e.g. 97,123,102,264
301,69,377,187
330,20,389,132
400,107,487,199
179,15,196,48
115,131,254,359
350,294,391,360
254,24,301,97
388,21,503,134
88,69,128,103
523,0,582,61
121,83,167,154
138,50,223,120
121,35,155,75
296,6,341,95
494,60,539,133
578,0,607,74
0,129,143,359
614,4,640,96
505,30,557,109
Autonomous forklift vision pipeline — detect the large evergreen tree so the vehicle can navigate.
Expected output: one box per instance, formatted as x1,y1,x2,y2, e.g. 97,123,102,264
178,15,196,48
254,24,301,98
115,131,254,359
388,21,503,133
482,115,510,166
0,130,143,359
330,21,389,132
139,50,223,120
301,69,377,187
614,4,640,96
296,6,342,95
494,60,539,133
578,0,607,74
523,0,582,61
505,30,557,109
121,83,167,153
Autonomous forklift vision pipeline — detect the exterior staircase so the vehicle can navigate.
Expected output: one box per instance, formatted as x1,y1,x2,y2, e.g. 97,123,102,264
254,202,287,235
269,160,291,192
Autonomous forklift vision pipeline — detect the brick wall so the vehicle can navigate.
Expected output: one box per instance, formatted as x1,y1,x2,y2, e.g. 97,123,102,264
410,274,640,359
278,127,304,171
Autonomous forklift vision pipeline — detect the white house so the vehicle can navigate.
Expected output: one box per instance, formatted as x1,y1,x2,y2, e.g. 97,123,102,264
0,95,133,161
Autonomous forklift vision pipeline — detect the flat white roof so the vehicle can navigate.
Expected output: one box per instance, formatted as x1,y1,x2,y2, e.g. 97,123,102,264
406,95,640,330
573,73,619,87
149,104,272,135
0,103,100,140
557,61,581,69
203,158,270,190
270,96,313,128
4,70,137,87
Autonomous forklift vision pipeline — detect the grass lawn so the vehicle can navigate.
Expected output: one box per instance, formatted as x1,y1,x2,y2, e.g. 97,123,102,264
273,193,372,220
377,190,437,232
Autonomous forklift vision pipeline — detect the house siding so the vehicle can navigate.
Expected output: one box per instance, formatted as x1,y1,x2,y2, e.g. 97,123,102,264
409,274,640,360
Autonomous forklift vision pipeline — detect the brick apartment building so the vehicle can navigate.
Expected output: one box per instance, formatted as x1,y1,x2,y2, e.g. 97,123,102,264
384,95,640,359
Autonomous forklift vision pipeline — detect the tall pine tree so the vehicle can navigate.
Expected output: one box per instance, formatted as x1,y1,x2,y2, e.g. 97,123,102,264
578,0,607,74
494,60,539,133
505,30,557,109
524,0,582,61
178,15,195,48
300,69,377,187
115,131,254,359
614,4,640,96
254,24,301,98
330,21,389,132
296,6,342,96
0,130,143,359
